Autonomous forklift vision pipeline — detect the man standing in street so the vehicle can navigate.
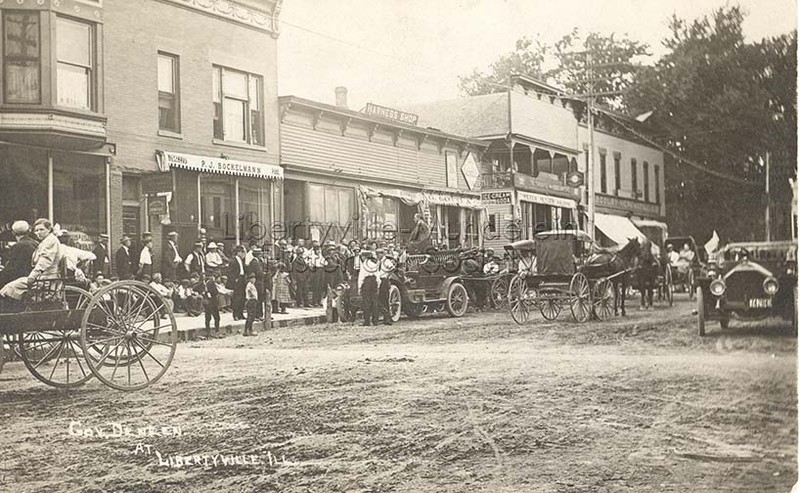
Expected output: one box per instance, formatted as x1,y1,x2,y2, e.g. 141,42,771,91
137,234,154,280
92,233,110,277
227,244,247,320
162,231,182,281
246,246,266,320
115,236,133,280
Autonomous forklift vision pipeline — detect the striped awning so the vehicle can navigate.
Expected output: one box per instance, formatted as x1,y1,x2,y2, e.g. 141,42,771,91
157,151,283,180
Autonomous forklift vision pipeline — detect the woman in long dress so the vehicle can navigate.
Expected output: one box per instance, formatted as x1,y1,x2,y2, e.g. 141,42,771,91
0,218,63,300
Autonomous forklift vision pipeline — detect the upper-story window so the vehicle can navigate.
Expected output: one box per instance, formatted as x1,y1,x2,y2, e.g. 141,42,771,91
599,149,607,194
630,158,638,198
57,16,94,110
613,153,621,195
212,66,264,146
655,165,661,204
158,53,180,133
643,161,650,202
3,11,41,104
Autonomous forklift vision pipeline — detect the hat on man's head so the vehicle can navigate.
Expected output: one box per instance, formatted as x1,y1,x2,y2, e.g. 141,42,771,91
247,272,256,279
252,246,263,254
194,241,204,248
207,242,218,249
141,231,152,238
120,235,131,243
11,220,30,235
99,233,109,240
167,231,179,237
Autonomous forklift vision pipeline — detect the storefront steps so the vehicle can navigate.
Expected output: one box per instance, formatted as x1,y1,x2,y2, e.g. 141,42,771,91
164,307,328,342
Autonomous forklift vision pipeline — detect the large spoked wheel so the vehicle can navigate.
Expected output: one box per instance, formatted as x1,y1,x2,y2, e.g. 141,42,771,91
388,284,402,323
569,272,592,323
688,270,696,300
539,299,561,321
489,274,511,310
696,286,706,336
592,279,615,321
19,286,94,388
445,282,469,317
508,274,528,324
80,281,177,391
664,267,674,307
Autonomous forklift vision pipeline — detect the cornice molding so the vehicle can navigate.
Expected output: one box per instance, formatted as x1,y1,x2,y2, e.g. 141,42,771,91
159,0,283,37
0,112,107,139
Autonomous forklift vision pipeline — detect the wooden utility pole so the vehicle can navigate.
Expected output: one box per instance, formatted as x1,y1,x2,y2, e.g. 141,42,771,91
765,151,771,241
586,52,596,241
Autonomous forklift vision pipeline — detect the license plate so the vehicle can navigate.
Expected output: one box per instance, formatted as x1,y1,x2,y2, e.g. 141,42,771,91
748,298,772,308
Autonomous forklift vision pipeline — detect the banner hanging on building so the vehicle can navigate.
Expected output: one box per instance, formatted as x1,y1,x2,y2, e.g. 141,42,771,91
157,151,283,180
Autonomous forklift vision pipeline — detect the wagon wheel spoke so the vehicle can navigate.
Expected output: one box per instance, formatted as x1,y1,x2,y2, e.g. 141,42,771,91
569,273,591,323
540,299,561,320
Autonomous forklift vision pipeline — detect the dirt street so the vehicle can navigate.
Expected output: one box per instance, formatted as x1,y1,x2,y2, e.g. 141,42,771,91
0,297,796,493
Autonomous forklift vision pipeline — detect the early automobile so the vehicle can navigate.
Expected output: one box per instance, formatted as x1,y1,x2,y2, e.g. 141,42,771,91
695,240,797,335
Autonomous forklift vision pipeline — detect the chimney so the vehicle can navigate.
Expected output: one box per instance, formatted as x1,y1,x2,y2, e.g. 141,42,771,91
335,86,348,109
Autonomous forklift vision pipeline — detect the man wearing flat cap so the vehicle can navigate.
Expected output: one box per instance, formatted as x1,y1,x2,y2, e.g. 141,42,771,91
0,220,37,290
163,230,182,281
115,235,134,280
92,233,110,277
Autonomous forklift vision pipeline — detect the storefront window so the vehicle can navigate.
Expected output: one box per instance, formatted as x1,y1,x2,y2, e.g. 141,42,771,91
367,196,397,240
52,153,106,239
0,146,47,226
3,11,41,104
240,177,271,244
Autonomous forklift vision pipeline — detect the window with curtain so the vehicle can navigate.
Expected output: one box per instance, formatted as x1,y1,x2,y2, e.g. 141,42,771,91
212,66,264,145
158,53,180,132
57,16,93,110
3,11,40,103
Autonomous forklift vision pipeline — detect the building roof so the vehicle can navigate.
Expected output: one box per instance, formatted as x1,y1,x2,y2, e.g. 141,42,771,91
279,95,489,147
400,93,509,139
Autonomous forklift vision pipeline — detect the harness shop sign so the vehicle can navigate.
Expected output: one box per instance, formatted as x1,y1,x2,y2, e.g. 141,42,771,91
158,151,284,180
481,191,512,205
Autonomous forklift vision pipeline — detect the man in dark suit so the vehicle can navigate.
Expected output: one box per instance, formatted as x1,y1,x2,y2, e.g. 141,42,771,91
227,244,247,320
162,230,182,281
0,220,37,289
246,246,266,320
115,235,134,280
92,233,110,277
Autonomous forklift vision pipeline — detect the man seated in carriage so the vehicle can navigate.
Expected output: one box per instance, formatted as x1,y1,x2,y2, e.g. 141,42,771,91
0,218,64,310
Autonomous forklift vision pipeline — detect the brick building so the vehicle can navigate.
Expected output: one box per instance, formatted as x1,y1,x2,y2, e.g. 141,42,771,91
0,0,284,273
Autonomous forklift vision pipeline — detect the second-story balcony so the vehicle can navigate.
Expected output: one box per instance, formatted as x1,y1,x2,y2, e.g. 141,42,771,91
481,171,513,189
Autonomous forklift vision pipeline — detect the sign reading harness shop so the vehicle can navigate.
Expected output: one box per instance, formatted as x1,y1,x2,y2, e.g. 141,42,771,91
157,151,283,180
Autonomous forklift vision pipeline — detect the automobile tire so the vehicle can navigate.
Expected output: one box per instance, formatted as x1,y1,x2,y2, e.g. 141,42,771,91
696,286,705,336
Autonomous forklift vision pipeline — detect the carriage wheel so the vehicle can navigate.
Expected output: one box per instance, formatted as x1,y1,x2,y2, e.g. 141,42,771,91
510,295,530,324
388,284,402,322
18,286,94,388
80,281,177,391
489,274,511,310
664,266,674,307
445,283,469,317
688,270,696,300
592,279,615,321
569,272,591,323
539,299,562,320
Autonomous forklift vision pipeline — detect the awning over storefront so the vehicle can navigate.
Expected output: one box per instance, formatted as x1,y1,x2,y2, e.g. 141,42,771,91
156,151,283,180
358,185,482,209
518,191,577,209
594,212,646,247
632,218,668,233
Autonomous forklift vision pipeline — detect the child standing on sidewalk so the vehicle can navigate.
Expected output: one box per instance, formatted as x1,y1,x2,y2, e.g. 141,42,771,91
243,273,259,336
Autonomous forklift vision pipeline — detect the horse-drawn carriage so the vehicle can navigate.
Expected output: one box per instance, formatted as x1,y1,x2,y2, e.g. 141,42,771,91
0,278,177,390
505,230,624,324
663,236,705,301
457,248,515,311
339,249,470,322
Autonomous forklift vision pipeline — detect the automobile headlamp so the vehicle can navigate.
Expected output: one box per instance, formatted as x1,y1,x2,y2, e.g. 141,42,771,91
709,279,726,297
763,277,779,296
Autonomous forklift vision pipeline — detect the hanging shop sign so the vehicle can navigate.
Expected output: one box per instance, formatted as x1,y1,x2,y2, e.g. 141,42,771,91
142,172,173,195
461,153,480,190
147,196,168,216
517,191,577,210
157,151,284,180
364,102,419,126
481,191,512,205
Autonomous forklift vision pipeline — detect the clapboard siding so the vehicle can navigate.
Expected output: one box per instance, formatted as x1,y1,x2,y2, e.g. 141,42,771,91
282,122,455,188
510,91,578,151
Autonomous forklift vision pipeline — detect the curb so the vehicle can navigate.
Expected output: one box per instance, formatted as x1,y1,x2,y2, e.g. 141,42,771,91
173,314,329,342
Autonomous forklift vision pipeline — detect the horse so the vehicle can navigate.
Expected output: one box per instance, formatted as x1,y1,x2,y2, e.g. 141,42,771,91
583,238,640,317
633,239,660,310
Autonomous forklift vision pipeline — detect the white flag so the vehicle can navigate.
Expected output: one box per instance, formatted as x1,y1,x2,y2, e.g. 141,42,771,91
704,230,720,255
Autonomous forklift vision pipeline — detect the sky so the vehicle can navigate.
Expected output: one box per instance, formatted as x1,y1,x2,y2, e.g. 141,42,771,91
277,0,797,110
